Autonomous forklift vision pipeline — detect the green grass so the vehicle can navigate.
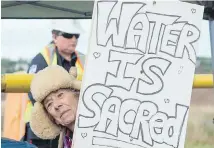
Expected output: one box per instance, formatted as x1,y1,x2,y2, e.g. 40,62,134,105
185,142,214,148
184,105,214,148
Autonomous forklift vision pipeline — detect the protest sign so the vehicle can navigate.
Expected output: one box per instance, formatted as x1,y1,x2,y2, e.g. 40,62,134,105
73,1,204,148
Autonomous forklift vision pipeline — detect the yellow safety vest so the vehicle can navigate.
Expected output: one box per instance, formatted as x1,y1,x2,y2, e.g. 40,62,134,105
24,43,84,123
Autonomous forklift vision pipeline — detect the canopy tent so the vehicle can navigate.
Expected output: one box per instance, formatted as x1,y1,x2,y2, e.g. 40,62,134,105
1,1,213,145
1,0,214,81
1,1,213,20
1,1,93,19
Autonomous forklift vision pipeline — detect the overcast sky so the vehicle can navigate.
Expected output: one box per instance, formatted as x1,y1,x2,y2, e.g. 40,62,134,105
1,19,212,61
1,19,92,61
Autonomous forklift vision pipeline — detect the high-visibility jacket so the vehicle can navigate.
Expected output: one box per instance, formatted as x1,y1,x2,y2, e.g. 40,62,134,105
24,43,84,127
3,72,29,141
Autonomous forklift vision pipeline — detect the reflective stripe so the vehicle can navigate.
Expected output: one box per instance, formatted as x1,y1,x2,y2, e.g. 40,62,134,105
40,44,57,65
40,47,51,65
52,51,57,65
75,51,84,81
76,60,83,81
20,94,28,139
24,100,33,123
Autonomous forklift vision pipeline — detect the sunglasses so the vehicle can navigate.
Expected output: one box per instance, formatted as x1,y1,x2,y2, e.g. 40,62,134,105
52,30,80,39
55,30,80,39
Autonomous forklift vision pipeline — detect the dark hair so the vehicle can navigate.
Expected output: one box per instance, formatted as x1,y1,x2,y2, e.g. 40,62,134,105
52,29,60,35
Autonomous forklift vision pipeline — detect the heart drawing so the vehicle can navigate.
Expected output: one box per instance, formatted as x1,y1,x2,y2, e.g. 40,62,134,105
191,8,196,14
164,99,170,103
93,52,101,59
178,66,183,74
81,133,87,138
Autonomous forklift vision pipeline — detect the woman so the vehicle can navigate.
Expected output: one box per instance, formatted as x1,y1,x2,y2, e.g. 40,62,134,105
29,65,81,148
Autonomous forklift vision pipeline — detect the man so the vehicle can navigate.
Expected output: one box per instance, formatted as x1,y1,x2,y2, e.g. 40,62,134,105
24,20,85,148
30,65,81,148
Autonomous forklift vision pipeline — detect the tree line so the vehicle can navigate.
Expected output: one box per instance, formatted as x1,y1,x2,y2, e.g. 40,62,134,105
1,57,213,74
1,58,29,74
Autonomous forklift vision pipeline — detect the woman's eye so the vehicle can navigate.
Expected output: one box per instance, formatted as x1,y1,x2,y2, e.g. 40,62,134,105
47,102,53,108
58,92,64,98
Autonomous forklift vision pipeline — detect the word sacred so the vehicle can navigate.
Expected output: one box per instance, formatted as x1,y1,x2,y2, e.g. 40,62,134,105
78,84,189,148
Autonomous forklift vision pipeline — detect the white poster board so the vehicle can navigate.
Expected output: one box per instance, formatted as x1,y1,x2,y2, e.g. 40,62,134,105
73,1,204,148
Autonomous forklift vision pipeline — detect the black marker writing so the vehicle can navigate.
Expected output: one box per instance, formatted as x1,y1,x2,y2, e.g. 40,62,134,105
78,84,189,147
97,2,200,64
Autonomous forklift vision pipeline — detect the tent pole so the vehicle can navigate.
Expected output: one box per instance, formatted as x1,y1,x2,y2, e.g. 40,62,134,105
1,1,38,8
28,2,91,16
209,20,214,87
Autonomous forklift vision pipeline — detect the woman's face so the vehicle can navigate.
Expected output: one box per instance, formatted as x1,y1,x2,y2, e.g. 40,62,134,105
43,89,79,127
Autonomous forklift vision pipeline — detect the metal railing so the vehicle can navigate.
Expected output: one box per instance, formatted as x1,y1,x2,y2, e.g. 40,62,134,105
1,74,213,93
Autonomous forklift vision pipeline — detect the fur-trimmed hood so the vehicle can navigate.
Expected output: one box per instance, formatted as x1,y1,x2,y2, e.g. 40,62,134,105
29,65,81,148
